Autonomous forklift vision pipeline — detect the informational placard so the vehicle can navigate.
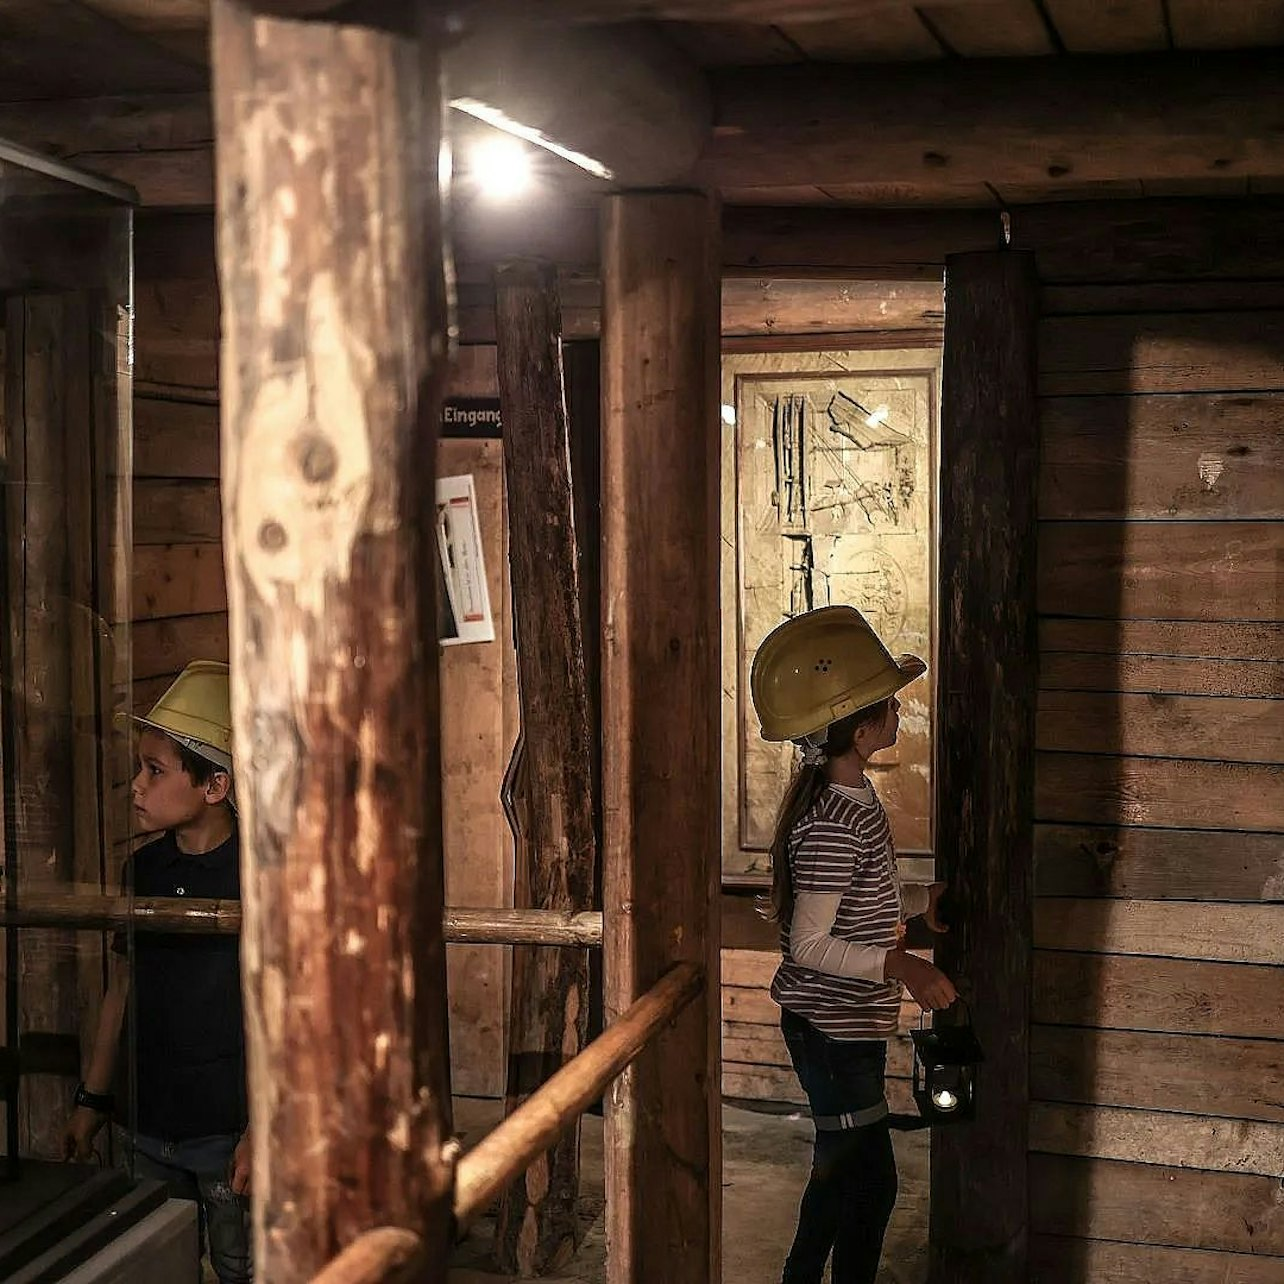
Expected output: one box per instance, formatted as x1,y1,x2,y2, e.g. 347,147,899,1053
436,473,495,645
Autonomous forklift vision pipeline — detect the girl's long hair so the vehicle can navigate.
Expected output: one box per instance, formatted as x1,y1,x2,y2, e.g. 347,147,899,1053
765,699,891,926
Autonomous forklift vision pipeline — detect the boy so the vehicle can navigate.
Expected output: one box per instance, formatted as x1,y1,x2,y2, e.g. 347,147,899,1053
63,660,252,1284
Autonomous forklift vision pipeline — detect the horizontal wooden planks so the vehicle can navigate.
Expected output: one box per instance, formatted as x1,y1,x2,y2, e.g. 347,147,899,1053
1040,618,1284,661
723,1064,917,1115
1033,950,1284,1038
1038,522,1280,621
1042,279,1284,316
1031,1025,1284,1123
722,1018,914,1077
1033,824,1284,901
1029,1235,1284,1284
133,613,229,681
133,275,219,394
1031,1101,1284,1176
1040,651,1283,698
1039,393,1284,520
133,544,227,620
1034,898,1284,964
134,397,220,479
1030,1153,1284,1254
1040,311,1284,395
134,479,221,546
1037,691,1284,764
1037,752,1282,832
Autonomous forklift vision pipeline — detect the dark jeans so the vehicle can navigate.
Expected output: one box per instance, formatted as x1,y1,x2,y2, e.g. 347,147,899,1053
126,1130,253,1284
780,1008,898,1284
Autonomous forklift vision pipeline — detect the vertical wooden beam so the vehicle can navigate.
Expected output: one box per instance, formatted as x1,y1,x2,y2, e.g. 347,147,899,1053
3,295,81,1157
492,260,596,1274
932,248,1039,1283
210,3,453,1279
601,192,721,1284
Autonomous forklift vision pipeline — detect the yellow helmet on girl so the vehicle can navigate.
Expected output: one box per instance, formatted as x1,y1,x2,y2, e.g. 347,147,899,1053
750,606,926,743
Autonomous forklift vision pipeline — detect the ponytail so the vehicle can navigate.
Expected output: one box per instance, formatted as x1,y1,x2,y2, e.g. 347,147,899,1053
761,700,890,926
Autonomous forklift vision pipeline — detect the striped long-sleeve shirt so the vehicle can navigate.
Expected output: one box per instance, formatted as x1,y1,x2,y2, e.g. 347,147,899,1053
771,781,929,1040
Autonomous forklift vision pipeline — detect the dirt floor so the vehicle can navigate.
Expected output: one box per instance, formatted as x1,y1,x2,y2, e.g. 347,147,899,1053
449,1097,929,1284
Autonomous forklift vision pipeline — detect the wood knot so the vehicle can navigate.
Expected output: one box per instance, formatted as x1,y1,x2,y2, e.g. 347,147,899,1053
296,434,338,484
258,520,288,552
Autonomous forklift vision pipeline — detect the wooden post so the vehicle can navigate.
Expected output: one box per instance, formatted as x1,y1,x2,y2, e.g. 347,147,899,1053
210,2,453,1278
600,192,722,1284
932,248,1039,1283
492,259,596,1275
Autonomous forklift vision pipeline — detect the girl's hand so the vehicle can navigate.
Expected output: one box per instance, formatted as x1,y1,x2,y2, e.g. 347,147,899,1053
884,947,957,1011
229,1130,252,1197
923,882,949,934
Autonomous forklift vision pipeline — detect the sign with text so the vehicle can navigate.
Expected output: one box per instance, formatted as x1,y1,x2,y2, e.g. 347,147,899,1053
441,398,501,438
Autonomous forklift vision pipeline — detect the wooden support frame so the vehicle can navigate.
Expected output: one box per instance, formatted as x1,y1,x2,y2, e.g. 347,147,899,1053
493,258,597,1271
601,191,722,1284
931,249,1039,1282
210,1,453,1278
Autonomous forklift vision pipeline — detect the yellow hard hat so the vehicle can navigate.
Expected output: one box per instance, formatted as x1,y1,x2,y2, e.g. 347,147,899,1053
750,606,926,743
133,660,233,771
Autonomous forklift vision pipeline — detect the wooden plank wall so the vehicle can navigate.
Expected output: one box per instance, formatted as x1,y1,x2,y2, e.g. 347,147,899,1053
1028,207,1284,1281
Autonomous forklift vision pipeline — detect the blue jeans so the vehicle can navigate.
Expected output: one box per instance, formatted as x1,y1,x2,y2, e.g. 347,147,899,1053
127,1131,253,1284
780,1008,898,1284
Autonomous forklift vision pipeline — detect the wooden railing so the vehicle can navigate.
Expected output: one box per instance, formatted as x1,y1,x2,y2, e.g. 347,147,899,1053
301,962,702,1283
0,894,602,947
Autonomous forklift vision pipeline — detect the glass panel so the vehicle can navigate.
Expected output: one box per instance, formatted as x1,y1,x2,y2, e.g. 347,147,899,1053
0,143,138,1270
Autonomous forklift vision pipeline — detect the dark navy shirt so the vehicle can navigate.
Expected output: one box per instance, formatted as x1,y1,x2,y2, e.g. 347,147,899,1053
115,829,247,1140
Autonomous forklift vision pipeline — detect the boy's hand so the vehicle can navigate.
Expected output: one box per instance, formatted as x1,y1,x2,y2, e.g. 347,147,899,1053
229,1130,252,1197
884,947,957,1011
923,882,950,934
63,1106,105,1162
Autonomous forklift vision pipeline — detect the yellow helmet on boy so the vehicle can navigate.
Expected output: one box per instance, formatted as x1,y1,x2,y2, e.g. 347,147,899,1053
133,660,233,771
750,606,926,743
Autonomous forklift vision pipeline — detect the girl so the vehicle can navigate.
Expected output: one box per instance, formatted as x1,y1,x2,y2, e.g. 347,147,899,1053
750,605,957,1284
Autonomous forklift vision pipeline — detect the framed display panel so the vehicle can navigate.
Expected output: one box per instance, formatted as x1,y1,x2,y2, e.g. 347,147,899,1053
721,346,941,885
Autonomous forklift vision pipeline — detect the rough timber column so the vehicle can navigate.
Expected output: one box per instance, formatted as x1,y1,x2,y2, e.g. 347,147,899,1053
601,192,722,1284
932,248,1039,1284
210,2,453,1279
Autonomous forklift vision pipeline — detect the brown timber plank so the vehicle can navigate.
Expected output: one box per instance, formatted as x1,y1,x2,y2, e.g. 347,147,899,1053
134,397,221,479
1042,280,1284,315
1033,824,1284,901
1037,521,1280,621
918,2,1055,56
1031,1025,1284,1123
132,544,228,621
1040,0,1167,54
1036,691,1284,764
1030,1235,1284,1284
1029,1153,1284,1254
722,1019,915,1077
1039,311,1284,395
133,276,219,393
1036,751,1282,832
1039,393,1284,520
134,479,221,545
1034,898,1284,964
1030,1101,1284,1176
723,1064,916,1114
1039,618,1284,660
1033,951,1284,1038
721,984,920,1033
1039,652,1283,699
132,613,229,681
1168,0,1284,49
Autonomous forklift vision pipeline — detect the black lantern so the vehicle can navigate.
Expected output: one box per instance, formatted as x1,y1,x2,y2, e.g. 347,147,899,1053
909,1010,983,1126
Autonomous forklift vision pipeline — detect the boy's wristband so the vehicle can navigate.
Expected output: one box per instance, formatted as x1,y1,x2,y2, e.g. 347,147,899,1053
74,1082,115,1114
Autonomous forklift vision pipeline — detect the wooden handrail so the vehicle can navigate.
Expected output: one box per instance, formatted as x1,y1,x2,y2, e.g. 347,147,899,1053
0,894,603,947
307,1228,424,1284
453,960,703,1227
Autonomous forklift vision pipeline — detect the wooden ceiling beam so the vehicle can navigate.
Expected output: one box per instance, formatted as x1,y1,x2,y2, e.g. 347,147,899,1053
449,1,994,19
703,51,1284,190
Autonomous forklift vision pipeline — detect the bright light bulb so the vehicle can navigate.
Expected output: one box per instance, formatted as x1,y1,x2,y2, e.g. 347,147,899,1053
721,404,737,426
469,136,532,202
931,1087,959,1111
